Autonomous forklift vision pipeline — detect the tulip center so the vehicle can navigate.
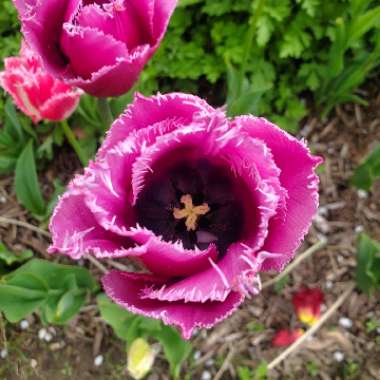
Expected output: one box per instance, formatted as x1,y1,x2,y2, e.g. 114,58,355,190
135,159,244,253
173,194,210,231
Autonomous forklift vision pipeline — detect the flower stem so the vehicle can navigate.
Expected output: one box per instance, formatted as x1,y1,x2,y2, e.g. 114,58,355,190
61,120,88,166
98,97,114,128
238,0,266,94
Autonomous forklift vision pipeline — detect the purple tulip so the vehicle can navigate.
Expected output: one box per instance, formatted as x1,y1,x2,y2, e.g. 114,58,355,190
49,93,322,339
13,0,177,97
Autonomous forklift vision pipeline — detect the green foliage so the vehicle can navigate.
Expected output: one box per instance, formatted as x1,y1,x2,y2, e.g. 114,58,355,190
0,242,33,267
0,259,98,324
306,361,319,377
97,294,191,379
274,274,290,293
0,100,31,174
246,321,265,333
1,0,379,134
351,144,380,191
237,366,253,380
366,318,380,333
356,233,380,294
236,362,268,380
15,140,46,218
0,242,33,275
0,0,20,64
139,0,380,131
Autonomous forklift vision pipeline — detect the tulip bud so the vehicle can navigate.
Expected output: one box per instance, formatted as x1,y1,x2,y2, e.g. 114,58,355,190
127,338,156,380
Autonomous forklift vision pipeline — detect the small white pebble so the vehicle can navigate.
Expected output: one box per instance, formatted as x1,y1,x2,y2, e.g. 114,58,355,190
38,328,47,341
44,333,53,342
201,370,212,380
354,225,364,234
318,206,328,216
20,320,29,330
0,349,8,359
337,255,344,263
357,190,368,199
94,355,104,367
0,196,6,204
333,351,345,362
376,327,380,334
30,359,38,368
205,359,214,367
193,350,201,361
326,280,333,289
339,317,353,329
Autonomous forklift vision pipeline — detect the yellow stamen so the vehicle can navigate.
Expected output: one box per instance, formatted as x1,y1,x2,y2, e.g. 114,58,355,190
173,194,210,231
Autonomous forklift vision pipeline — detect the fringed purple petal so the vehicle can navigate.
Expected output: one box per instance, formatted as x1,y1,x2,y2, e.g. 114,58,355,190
98,92,215,159
76,2,149,49
102,270,244,340
125,227,218,277
48,189,138,259
83,121,179,236
236,116,322,271
12,0,75,75
60,25,128,80
140,242,265,303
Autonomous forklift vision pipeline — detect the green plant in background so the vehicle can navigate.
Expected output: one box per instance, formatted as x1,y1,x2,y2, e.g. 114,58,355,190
0,242,33,275
140,0,380,131
0,259,98,324
236,362,268,380
1,0,380,133
351,144,380,191
356,233,380,294
97,294,191,379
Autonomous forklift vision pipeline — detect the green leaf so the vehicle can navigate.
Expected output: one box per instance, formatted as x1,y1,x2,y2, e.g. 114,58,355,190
98,294,191,378
178,0,203,7
97,293,139,341
0,259,97,323
54,289,85,324
156,326,192,379
356,234,380,294
253,362,268,380
238,366,253,380
4,99,24,141
15,140,46,217
0,242,33,266
352,144,380,191
274,274,289,293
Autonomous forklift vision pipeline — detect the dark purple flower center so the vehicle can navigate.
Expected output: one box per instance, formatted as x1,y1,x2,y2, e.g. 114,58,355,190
135,159,244,254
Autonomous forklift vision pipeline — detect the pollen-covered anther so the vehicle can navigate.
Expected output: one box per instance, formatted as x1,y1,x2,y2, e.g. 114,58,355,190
173,194,210,231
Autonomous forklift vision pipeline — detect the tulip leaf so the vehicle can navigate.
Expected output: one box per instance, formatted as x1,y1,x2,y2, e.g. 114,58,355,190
15,139,46,217
0,242,33,266
97,294,191,378
0,259,97,323
97,293,140,341
352,144,380,191
155,326,192,379
356,233,380,294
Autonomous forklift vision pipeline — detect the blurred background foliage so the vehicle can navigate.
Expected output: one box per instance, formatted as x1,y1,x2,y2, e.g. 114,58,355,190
1,0,380,132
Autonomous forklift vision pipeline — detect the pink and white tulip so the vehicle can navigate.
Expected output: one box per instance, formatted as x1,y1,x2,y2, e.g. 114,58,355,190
0,43,81,123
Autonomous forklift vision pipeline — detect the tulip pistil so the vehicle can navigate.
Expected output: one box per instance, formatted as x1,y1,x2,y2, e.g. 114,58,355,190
173,194,210,231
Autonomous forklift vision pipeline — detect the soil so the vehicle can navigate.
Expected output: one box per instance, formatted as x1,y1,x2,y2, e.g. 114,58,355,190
0,86,379,380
